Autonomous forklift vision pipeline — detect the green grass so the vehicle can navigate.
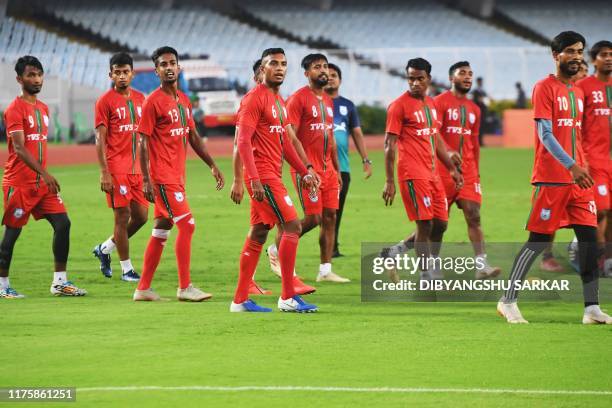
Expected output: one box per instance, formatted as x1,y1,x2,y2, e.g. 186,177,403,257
1,148,611,407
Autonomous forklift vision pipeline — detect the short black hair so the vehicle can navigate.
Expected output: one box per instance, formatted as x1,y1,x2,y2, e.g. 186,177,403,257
328,63,342,80
110,52,133,70
261,48,285,60
448,61,470,76
589,40,612,61
551,31,585,53
15,55,43,76
301,53,328,70
405,58,431,75
151,46,179,66
252,59,261,75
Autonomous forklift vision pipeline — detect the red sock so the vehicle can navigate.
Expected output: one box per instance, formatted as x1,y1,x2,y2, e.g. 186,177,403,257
175,216,195,290
278,232,299,300
233,238,263,303
138,230,168,290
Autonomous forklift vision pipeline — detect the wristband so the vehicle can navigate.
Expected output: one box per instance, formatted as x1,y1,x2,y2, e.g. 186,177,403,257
362,158,372,165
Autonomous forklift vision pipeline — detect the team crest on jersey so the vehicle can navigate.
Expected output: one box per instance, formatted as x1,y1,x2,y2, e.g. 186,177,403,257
174,192,184,202
423,196,431,208
119,185,128,195
327,107,334,117
13,208,24,219
339,105,348,116
598,185,608,196
469,113,476,124
284,195,293,206
309,193,319,203
540,208,551,221
578,99,584,113
43,115,49,127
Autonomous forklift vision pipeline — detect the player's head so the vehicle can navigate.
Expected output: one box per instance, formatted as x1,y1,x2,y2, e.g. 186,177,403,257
589,40,612,75
260,48,287,87
326,63,341,93
405,58,431,98
151,46,180,85
15,55,44,95
551,31,585,77
252,59,263,84
573,60,589,81
301,53,329,88
448,61,472,94
109,52,134,90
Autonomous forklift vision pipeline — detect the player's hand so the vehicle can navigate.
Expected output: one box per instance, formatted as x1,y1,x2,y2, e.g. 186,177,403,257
301,173,318,197
449,151,462,168
41,171,60,194
337,173,343,190
307,167,321,187
570,164,594,189
451,168,464,190
250,179,265,202
143,179,155,203
363,161,372,179
211,165,225,190
230,178,244,204
100,171,113,194
382,180,396,206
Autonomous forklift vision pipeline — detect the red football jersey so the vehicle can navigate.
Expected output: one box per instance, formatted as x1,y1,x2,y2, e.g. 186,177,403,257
286,86,335,173
95,88,145,175
434,90,480,175
237,84,288,182
532,75,585,184
386,92,440,181
3,97,49,187
576,75,612,168
138,88,195,185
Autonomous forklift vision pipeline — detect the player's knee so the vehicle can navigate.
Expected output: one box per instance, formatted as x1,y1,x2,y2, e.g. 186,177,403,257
248,225,269,243
177,216,195,235
51,214,71,234
284,219,302,236
416,220,433,236
465,212,481,228
432,219,448,234
114,208,131,226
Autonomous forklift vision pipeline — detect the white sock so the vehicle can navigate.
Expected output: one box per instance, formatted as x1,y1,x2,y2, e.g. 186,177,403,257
585,304,602,314
53,271,67,284
120,259,134,274
101,237,116,254
319,263,332,276
0,277,9,289
268,244,278,257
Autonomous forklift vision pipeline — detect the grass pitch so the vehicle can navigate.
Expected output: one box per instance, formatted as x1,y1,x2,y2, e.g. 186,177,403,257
1,147,611,407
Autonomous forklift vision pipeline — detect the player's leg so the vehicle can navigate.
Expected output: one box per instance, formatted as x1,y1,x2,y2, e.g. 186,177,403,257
134,216,172,301
605,211,612,277
317,207,349,283
414,219,433,279
457,199,501,279
0,226,24,298
333,171,350,257
46,213,87,296
541,232,564,272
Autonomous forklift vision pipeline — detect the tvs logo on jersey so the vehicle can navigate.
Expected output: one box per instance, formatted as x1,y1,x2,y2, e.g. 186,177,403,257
598,185,608,196
423,196,431,208
13,208,24,219
119,185,128,195
326,107,334,117
540,208,551,221
469,113,476,124
174,192,184,202
339,105,348,116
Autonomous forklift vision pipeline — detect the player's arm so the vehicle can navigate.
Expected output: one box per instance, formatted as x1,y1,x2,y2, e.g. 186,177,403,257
435,132,463,189
350,126,372,179
95,125,112,193
139,134,154,202
536,118,592,188
282,131,317,193
285,124,319,185
231,128,244,204
188,127,224,190
10,131,60,193
383,132,397,206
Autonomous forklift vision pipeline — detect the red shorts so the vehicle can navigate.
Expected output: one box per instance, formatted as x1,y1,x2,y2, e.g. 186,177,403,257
590,165,612,211
442,166,482,206
2,184,67,228
292,169,339,216
153,184,191,222
526,184,597,234
106,174,149,209
399,177,448,222
247,178,298,228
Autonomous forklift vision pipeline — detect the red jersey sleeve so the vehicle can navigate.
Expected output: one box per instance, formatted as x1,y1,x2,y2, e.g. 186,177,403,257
138,98,156,137
237,92,262,129
285,93,303,128
94,96,110,129
4,105,24,135
532,81,553,120
385,100,404,136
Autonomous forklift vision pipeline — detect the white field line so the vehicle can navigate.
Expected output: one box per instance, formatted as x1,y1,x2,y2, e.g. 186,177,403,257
77,385,612,396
